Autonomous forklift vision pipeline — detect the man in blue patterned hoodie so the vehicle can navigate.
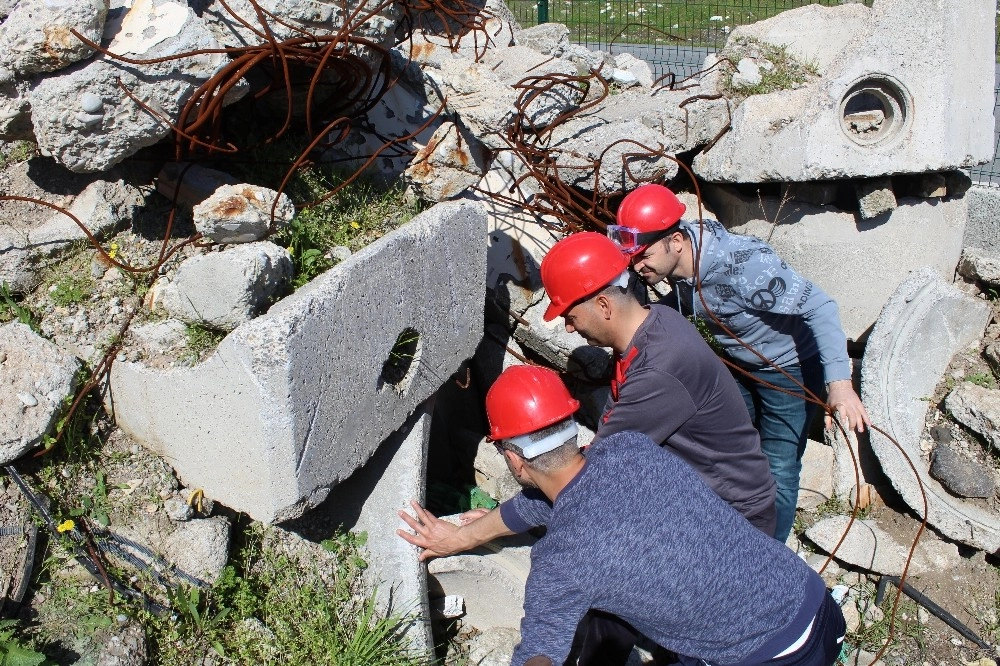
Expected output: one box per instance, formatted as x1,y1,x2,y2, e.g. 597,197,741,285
403,365,845,666
610,184,870,542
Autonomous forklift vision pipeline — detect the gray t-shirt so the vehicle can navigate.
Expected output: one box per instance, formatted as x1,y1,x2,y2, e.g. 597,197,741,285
503,304,775,533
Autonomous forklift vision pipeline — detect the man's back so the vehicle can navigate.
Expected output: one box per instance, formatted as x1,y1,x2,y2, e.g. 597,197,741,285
593,303,775,528
513,431,826,666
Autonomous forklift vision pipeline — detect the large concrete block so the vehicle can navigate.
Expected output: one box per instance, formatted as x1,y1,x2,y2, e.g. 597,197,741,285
694,0,996,182
320,401,435,656
108,200,487,523
861,267,999,551
703,185,966,342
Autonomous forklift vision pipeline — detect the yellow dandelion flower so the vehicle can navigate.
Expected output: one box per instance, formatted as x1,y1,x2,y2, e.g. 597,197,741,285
56,519,75,533
350,221,360,230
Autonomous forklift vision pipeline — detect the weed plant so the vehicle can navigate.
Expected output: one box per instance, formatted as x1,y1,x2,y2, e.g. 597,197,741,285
139,523,425,665
47,274,93,307
184,324,225,363
720,37,819,98
0,281,39,331
224,132,420,289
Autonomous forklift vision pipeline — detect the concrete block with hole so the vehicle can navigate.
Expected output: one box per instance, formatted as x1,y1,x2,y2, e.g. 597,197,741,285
693,0,996,182
108,200,487,523
862,267,999,552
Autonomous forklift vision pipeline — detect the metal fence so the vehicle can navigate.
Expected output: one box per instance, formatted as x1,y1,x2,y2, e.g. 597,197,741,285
504,0,1000,186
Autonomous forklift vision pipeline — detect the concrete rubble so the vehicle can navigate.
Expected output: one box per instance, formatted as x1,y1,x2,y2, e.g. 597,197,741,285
694,0,996,182
30,1,232,173
862,268,998,551
0,168,143,293
0,322,81,465
150,242,293,332
109,200,487,523
928,443,996,499
192,184,296,244
944,383,1000,453
806,515,961,576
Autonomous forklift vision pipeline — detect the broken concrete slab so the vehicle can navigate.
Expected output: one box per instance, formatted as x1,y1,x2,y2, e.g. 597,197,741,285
854,178,896,220
31,1,230,172
957,247,1000,287
694,0,996,182
862,267,998,551
0,0,106,75
798,439,834,510
108,200,487,523
152,242,293,332
193,0,400,49
805,515,958,575
428,531,534,634
318,401,435,656
547,116,678,194
518,22,569,57
944,383,1000,453
0,322,81,465
702,184,967,342
929,443,996,499
964,186,1000,251
28,179,143,252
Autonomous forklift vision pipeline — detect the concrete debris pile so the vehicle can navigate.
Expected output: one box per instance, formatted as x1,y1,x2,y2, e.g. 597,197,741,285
1,0,1000,660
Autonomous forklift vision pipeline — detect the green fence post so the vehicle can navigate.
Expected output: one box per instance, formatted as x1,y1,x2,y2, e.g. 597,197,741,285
537,0,548,24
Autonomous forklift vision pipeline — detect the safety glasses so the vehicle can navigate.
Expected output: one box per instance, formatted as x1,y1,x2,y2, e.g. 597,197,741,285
606,224,672,256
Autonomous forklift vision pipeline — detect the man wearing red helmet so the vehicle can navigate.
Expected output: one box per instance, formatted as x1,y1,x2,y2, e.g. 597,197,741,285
399,232,777,559
611,183,870,542
403,365,845,666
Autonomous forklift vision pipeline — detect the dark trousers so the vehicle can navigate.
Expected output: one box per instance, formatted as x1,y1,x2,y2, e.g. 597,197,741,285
564,611,638,666
565,592,845,666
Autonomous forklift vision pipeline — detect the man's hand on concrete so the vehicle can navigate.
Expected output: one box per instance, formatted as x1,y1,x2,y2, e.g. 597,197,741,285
397,500,513,562
825,380,871,433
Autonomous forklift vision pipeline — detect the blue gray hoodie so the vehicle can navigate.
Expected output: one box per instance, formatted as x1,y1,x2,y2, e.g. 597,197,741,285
664,218,851,384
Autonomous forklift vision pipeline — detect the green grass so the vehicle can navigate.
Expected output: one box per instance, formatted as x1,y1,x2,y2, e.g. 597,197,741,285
966,371,996,389
47,274,93,307
184,324,225,362
141,524,425,666
505,0,873,47
720,36,818,97
0,281,39,330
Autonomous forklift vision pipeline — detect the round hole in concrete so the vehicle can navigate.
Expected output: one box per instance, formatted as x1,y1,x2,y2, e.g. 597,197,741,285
379,327,421,393
839,77,909,146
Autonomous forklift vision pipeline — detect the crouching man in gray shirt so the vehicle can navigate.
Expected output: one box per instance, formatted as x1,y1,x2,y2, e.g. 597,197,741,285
401,366,845,666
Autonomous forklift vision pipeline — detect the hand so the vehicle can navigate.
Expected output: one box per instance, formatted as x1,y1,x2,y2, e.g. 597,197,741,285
397,500,465,562
825,380,871,433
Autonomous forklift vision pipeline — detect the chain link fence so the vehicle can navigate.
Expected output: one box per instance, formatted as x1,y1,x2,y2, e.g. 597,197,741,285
504,0,1000,186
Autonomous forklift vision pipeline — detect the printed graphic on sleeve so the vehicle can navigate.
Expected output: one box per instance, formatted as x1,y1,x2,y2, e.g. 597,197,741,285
749,277,786,311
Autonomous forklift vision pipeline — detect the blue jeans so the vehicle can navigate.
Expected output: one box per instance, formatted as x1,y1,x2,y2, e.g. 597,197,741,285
734,360,825,542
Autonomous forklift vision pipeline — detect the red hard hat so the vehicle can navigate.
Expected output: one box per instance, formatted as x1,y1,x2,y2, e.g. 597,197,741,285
540,232,630,321
616,184,687,233
486,365,580,441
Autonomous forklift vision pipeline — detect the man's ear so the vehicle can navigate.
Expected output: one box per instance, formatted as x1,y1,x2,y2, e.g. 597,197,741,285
503,449,526,476
594,293,613,320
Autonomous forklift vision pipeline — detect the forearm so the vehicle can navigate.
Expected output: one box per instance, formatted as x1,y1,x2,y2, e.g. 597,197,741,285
457,507,515,549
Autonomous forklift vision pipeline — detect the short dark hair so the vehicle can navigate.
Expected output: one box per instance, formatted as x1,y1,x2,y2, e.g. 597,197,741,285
497,419,580,473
